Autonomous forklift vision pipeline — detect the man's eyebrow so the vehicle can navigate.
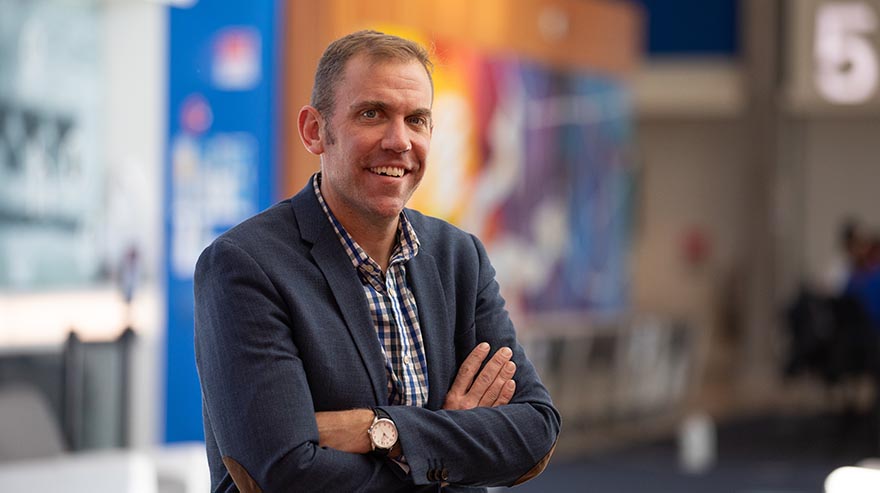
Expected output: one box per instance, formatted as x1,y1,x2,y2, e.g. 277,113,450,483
409,108,433,120
349,100,388,112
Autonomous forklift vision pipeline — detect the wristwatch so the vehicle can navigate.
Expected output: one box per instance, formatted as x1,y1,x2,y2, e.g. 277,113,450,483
368,408,399,456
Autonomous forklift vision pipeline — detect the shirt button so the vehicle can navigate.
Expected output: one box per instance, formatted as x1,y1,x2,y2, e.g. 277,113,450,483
403,355,411,366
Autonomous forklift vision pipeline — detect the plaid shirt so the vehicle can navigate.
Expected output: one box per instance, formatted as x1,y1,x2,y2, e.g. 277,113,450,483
312,173,429,407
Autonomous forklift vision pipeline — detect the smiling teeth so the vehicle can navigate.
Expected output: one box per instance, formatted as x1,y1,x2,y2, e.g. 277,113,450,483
371,167,405,177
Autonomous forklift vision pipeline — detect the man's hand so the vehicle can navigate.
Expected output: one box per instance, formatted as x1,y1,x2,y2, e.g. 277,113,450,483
443,342,517,410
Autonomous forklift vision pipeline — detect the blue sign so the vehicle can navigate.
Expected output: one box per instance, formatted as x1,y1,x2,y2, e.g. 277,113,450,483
165,0,282,442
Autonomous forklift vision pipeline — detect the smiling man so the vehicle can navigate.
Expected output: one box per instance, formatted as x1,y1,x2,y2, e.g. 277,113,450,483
194,30,559,493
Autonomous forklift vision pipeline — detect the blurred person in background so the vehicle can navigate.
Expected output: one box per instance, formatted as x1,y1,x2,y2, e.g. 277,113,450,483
193,30,559,493
785,218,879,402
845,227,880,334
821,218,871,298
866,233,880,271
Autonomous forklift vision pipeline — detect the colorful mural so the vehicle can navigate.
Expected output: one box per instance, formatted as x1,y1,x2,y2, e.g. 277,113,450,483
412,42,636,317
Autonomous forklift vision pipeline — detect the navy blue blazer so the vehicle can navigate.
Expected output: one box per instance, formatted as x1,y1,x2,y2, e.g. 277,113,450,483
194,182,560,492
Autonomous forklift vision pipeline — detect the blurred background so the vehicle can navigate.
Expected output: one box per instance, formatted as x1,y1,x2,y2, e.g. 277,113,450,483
2,0,880,491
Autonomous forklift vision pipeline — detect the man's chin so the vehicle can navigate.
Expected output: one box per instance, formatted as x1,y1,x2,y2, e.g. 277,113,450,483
370,199,409,219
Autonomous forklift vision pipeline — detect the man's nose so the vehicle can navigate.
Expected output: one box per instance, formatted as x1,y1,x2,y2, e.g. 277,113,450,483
381,119,412,153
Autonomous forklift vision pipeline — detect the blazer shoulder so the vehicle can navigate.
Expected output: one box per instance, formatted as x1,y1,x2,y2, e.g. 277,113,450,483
405,208,474,246
215,198,296,249
214,181,318,251
404,209,488,270
198,183,326,271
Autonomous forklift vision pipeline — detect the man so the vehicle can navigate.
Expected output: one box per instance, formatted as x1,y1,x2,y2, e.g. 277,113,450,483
194,30,560,492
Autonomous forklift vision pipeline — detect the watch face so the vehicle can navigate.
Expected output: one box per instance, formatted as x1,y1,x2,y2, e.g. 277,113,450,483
370,418,398,449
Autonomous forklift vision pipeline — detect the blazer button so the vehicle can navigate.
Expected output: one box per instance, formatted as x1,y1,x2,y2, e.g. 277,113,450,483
440,468,449,481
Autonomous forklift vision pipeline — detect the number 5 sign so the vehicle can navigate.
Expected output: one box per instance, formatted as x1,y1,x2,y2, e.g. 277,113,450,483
786,0,880,113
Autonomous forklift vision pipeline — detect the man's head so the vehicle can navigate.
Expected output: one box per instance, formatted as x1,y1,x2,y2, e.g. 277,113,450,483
297,31,435,229
311,30,434,123
841,218,868,262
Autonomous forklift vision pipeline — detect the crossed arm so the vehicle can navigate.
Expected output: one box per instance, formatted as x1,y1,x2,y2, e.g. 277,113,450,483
316,342,518,454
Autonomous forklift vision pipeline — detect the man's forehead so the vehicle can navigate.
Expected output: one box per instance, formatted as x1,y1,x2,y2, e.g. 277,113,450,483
337,55,434,109
344,53,433,89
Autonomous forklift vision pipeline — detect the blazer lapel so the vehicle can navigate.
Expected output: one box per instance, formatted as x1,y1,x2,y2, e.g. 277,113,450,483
407,250,453,409
290,186,389,405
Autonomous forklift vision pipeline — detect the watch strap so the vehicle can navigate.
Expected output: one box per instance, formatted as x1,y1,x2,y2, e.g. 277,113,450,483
374,407,393,421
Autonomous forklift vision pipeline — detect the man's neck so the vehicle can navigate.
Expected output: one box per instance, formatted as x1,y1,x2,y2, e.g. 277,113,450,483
347,216,397,273
316,174,401,273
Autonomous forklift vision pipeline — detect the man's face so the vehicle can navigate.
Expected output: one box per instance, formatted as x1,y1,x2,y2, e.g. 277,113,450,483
318,54,433,224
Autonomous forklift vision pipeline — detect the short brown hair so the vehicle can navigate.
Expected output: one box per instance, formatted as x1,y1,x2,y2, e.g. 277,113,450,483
310,30,434,118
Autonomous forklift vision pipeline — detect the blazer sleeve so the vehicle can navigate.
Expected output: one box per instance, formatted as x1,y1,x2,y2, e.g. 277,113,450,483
194,238,411,493
382,234,561,488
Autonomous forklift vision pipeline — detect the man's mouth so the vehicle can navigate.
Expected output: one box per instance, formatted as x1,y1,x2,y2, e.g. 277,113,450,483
369,166,405,178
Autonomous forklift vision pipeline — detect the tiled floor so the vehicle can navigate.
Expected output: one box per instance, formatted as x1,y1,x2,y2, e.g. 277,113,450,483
504,412,879,493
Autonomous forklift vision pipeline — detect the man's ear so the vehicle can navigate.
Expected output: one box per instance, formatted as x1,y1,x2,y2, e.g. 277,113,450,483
298,105,325,155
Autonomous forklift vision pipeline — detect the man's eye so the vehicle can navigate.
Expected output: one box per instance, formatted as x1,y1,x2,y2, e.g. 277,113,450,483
407,116,427,126
362,109,378,118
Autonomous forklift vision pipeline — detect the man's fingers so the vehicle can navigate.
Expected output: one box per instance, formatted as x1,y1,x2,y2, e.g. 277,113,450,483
493,379,516,407
478,360,516,407
469,347,512,398
448,342,490,397
444,344,517,410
